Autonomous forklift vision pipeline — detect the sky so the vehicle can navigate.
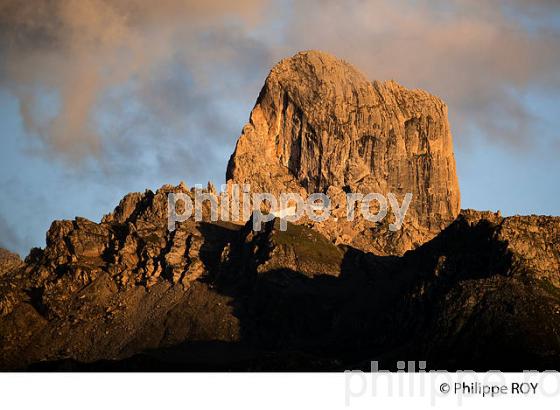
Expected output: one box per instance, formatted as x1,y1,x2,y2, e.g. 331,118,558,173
0,0,559,256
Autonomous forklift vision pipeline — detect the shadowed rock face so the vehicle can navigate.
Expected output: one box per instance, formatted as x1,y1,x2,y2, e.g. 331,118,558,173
227,50,460,255
0,51,559,371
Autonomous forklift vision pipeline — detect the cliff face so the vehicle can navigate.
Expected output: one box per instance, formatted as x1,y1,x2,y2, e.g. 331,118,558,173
227,51,460,254
0,51,558,371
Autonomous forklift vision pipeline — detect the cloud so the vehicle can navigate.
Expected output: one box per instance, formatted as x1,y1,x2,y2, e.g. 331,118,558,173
0,0,559,175
282,0,560,149
0,0,273,179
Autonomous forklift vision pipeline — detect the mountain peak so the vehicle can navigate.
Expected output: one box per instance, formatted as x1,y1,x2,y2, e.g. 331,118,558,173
227,51,460,254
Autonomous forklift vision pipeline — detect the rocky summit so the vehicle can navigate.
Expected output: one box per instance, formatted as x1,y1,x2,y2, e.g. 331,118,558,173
227,51,460,255
0,51,559,371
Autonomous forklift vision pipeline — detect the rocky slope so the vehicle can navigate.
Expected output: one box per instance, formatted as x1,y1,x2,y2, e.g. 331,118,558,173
0,51,558,371
0,206,558,370
0,249,23,277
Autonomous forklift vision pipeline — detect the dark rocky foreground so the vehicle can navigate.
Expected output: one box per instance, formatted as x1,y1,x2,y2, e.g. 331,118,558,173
0,184,559,371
